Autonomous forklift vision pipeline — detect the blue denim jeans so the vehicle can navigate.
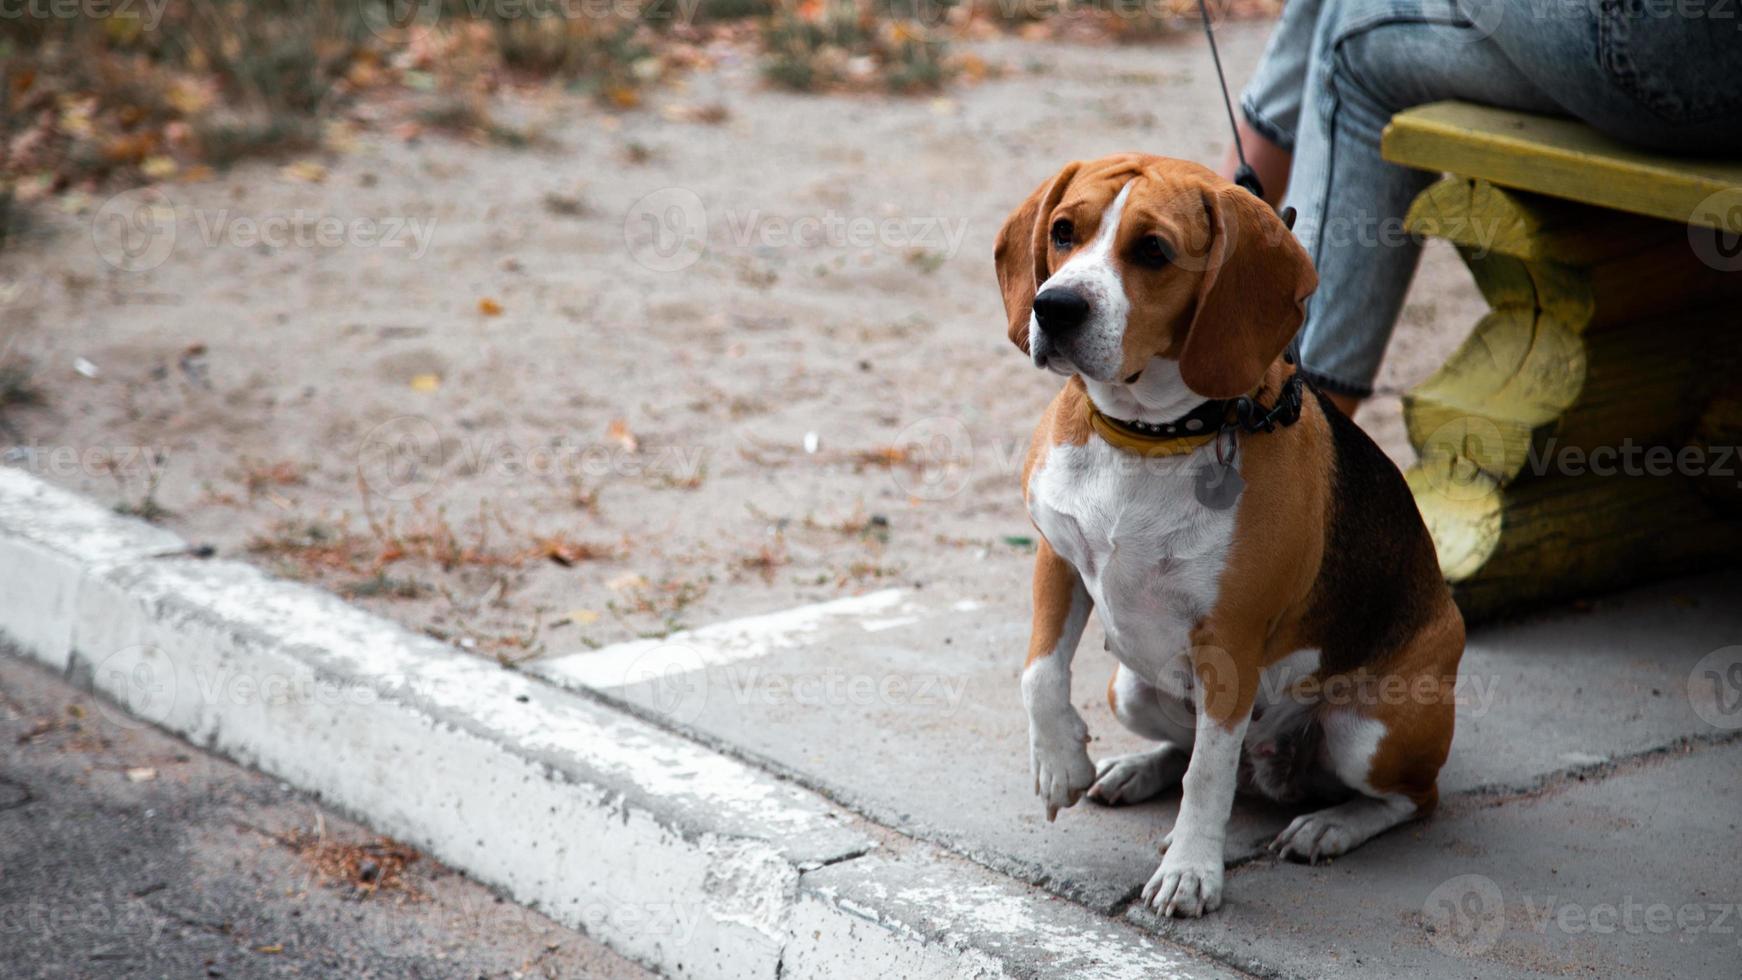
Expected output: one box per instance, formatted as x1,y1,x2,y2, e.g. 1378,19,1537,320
1241,0,1742,396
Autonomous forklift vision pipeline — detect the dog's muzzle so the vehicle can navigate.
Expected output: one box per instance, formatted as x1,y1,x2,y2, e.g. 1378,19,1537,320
1030,287,1092,373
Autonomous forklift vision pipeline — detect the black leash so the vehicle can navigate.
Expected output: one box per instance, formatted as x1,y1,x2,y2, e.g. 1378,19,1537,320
1196,0,1264,202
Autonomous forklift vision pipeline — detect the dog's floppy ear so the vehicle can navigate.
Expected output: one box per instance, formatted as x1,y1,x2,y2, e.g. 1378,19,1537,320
994,163,1080,354
1177,185,1317,398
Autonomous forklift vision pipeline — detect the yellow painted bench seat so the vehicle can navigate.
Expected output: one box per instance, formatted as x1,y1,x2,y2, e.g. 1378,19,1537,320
1383,101,1742,229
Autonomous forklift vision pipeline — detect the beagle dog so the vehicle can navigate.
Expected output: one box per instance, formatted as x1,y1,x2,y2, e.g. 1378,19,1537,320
998,155,1465,918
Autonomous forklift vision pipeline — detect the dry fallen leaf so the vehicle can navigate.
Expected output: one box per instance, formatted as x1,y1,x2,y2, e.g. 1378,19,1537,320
537,537,614,567
477,297,504,316
140,155,178,179
606,572,647,593
606,418,639,453
281,159,328,183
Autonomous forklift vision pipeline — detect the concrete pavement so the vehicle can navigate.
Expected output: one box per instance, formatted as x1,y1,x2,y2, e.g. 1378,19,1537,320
4,465,1739,979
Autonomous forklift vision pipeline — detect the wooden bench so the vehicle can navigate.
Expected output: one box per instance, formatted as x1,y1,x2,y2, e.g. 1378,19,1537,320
1379,101,1742,620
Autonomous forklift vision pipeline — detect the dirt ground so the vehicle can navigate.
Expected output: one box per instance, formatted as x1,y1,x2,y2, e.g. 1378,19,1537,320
0,26,1481,657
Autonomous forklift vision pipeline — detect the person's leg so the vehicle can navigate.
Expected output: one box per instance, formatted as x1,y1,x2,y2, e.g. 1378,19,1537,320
1282,0,1563,406
1479,2,1742,155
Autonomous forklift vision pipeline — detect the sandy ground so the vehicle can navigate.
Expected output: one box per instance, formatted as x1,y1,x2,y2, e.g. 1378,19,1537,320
0,26,1481,657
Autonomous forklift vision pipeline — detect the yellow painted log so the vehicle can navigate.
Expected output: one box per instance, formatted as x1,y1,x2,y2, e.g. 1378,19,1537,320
1400,178,1742,484
1405,306,1735,483
1407,458,1742,621
1404,175,1679,266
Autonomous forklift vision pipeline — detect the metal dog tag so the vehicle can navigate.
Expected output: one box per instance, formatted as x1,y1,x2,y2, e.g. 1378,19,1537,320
1193,436,1245,511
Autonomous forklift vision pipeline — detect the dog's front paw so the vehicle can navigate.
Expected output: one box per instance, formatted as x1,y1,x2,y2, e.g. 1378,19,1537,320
1029,714,1094,822
1141,844,1225,918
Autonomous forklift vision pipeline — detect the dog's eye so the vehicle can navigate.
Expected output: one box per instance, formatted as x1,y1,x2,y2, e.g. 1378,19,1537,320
1134,234,1174,269
1050,219,1074,250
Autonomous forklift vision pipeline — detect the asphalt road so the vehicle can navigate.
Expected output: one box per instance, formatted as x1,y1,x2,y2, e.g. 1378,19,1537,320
0,651,656,980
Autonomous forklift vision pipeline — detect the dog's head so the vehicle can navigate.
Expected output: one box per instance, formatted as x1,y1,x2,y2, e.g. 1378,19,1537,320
994,154,1316,399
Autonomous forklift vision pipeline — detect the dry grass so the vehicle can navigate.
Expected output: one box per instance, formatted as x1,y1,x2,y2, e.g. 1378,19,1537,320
608,572,712,636
279,825,423,898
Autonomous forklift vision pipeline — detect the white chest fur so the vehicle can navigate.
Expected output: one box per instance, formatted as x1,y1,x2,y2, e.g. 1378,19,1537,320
1027,438,1236,693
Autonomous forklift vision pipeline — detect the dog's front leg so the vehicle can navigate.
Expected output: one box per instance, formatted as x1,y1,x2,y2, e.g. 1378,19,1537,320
1022,540,1096,822
1143,638,1254,917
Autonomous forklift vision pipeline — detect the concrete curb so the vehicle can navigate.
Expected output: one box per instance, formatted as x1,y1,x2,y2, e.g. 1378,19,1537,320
0,468,1237,980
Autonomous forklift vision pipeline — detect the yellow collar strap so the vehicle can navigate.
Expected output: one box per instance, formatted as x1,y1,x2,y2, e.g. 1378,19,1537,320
1087,402,1224,457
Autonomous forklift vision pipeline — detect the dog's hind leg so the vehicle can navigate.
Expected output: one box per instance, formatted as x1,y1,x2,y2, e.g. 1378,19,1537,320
1089,664,1194,806
1271,609,1463,863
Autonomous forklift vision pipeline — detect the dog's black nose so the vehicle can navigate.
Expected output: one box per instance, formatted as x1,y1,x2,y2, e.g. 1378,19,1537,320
1032,288,1090,336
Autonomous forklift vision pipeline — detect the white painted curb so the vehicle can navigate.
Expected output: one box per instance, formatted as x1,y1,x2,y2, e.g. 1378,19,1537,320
0,468,1236,980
